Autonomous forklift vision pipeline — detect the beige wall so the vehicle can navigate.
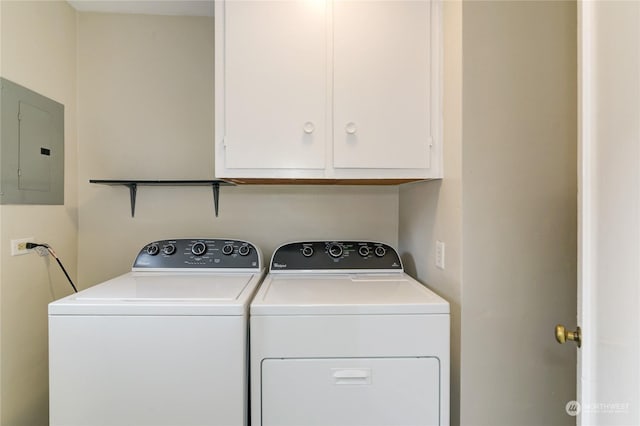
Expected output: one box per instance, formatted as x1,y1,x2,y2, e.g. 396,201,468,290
0,2,578,425
399,1,577,425
1,4,3,420
460,2,576,424
76,12,399,287
0,1,78,425
398,1,463,424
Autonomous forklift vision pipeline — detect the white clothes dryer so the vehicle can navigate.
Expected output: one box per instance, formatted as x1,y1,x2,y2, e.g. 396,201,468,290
250,241,450,426
49,238,264,426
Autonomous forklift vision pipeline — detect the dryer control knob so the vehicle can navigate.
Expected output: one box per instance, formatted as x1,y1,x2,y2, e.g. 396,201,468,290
238,245,251,256
146,243,160,256
302,246,314,257
222,244,234,255
374,246,386,258
328,244,343,258
191,241,207,256
162,244,176,255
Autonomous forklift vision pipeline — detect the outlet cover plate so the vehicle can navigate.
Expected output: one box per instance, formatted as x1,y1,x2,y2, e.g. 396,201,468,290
11,237,34,256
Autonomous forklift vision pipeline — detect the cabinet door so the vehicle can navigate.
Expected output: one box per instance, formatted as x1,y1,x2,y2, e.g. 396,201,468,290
221,1,327,170
333,1,432,169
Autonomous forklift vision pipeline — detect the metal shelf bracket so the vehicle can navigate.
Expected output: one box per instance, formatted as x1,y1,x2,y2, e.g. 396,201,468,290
212,183,220,217
90,180,233,218
126,183,137,217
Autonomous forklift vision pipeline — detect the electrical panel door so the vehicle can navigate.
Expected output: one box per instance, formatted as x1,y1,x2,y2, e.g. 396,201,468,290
0,78,64,204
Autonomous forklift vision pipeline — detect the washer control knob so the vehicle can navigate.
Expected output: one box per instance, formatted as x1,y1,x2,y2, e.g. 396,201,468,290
302,246,314,257
162,244,176,255
222,244,234,255
374,246,387,258
146,243,160,256
358,245,370,257
328,244,343,258
238,245,251,256
191,241,207,256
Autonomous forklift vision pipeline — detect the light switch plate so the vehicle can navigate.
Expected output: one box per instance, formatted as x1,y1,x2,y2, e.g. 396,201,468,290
435,240,445,270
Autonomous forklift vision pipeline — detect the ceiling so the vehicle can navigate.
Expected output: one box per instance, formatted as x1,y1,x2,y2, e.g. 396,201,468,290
67,1,214,17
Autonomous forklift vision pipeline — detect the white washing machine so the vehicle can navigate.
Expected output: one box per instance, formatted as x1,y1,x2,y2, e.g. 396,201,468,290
49,238,264,426
250,241,450,426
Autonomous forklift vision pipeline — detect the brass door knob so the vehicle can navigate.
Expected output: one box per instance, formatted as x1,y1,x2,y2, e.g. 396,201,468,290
555,324,581,348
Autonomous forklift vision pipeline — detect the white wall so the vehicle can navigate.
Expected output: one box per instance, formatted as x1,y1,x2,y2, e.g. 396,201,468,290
76,12,399,287
0,1,78,424
399,1,577,425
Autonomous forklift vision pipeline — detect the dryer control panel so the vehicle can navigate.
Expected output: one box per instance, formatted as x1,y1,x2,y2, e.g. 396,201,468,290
270,241,402,272
132,238,261,270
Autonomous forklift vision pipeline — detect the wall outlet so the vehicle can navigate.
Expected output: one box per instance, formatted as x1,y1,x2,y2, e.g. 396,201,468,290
11,237,34,256
435,240,445,270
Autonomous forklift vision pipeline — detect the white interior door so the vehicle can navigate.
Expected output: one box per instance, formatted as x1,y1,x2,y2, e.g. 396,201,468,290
577,2,640,425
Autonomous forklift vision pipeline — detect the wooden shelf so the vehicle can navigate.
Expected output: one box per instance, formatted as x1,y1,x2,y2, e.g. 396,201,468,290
89,180,234,217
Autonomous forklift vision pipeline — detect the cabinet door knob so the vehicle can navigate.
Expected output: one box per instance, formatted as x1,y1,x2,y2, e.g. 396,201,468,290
303,122,315,134
345,122,357,135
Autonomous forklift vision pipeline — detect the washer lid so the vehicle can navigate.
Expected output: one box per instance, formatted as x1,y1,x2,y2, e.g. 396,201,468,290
49,271,263,315
250,273,449,315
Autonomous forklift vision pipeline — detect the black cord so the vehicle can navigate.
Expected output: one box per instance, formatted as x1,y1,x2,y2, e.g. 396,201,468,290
26,243,78,293
51,254,78,293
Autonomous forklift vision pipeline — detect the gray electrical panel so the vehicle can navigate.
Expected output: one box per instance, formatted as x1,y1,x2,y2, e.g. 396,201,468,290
0,77,64,205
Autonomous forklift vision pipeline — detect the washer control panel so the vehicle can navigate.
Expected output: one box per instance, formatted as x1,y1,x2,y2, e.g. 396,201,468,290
133,239,260,270
270,241,402,272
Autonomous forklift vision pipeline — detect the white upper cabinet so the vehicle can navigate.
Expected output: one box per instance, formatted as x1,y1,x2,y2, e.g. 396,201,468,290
215,0,442,182
218,1,327,171
333,1,432,170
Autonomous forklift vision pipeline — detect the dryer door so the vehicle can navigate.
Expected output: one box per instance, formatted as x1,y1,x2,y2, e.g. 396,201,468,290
261,357,440,426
